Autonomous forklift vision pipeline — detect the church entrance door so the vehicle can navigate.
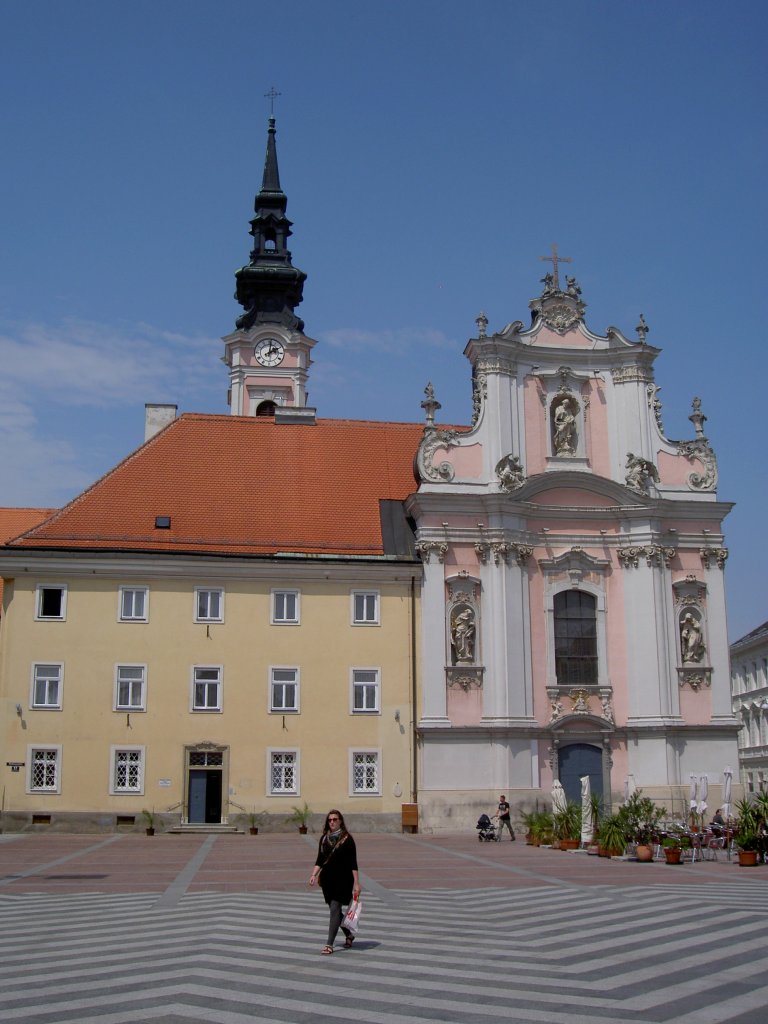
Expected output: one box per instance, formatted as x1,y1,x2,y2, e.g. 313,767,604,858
559,743,603,806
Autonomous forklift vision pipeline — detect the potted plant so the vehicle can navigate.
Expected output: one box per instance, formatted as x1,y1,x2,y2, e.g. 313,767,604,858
596,814,627,857
661,832,689,864
734,798,763,866
553,801,581,850
520,809,538,845
529,810,554,847
247,810,261,835
620,791,666,861
286,802,311,834
142,808,156,836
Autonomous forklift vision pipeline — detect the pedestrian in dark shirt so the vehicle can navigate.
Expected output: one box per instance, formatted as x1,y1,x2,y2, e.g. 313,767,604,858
309,809,361,954
496,794,515,840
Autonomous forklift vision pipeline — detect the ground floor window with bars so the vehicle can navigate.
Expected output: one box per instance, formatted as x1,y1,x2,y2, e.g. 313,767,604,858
270,751,297,794
30,748,59,791
352,751,380,794
113,748,143,793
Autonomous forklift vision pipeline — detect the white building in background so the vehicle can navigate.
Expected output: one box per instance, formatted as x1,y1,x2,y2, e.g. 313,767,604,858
730,620,768,794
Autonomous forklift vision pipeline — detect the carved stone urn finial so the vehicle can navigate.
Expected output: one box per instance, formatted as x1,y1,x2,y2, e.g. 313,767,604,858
421,382,441,427
636,313,649,343
689,396,707,439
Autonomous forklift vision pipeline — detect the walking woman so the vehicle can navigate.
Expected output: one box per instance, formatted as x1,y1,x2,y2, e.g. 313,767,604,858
309,809,361,954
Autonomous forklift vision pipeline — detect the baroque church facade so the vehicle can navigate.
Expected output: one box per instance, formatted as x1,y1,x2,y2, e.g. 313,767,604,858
0,119,738,832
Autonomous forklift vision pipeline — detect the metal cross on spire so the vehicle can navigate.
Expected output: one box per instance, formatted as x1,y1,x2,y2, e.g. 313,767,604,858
539,243,572,291
264,86,281,115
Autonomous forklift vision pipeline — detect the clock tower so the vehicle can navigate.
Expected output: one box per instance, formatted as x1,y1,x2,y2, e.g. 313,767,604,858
222,117,316,418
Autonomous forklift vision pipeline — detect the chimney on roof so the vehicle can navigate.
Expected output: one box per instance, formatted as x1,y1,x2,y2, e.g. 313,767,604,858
144,404,178,442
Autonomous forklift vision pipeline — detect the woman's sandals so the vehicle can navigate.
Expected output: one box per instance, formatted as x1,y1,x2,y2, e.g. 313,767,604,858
321,944,334,955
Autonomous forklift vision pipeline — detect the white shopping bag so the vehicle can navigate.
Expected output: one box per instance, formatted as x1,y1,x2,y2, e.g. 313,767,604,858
343,899,362,935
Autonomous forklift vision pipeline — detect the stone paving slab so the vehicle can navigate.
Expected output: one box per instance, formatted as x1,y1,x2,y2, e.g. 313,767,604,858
0,831,761,897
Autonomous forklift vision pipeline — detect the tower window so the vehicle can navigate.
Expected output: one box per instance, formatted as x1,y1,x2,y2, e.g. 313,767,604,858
256,400,277,417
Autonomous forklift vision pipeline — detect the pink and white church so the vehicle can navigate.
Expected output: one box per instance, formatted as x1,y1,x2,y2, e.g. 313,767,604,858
408,263,738,827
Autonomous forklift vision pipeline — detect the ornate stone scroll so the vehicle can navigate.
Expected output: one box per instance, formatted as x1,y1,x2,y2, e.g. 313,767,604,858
678,667,712,691
415,541,448,563
415,429,458,483
700,547,728,570
471,371,487,427
617,545,675,568
446,667,484,692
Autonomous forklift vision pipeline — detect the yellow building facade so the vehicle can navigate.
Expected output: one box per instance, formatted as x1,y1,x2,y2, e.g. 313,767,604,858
0,555,419,831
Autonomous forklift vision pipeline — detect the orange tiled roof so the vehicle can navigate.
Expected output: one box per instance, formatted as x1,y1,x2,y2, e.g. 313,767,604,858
6,415,428,557
0,507,56,606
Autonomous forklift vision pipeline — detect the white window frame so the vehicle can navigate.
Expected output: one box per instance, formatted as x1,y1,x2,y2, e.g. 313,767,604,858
351,590,379,625
118,586,149,622
30,662,63,710
194,587,224,623
270,666,300,713
267,748,299,795
191,665,223,712
110,745,145,795
35,583,68,621
351,667,380,714
114,664,147,712
349,749,381,796
271,589,300,625
27,745,62,794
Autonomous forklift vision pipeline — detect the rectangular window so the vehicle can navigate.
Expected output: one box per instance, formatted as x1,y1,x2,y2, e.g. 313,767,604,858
115,665,146,711
270,750,298,794
352,669,380,713
270,668,299,712
31,664,62,708
192,666,222,711
30,748,60,792
119,587,148,622
351,751,380,795
112,748,143,793
272,590,300,624
352,591,379,625
36,585,67,620
195,588,223,623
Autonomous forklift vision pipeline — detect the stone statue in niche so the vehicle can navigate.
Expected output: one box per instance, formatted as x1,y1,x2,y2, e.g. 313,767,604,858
680,612,705,663
552,396,578,455
450,606,476,664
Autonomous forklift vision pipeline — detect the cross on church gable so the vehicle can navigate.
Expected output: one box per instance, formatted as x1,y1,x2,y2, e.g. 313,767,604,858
539,243,572,290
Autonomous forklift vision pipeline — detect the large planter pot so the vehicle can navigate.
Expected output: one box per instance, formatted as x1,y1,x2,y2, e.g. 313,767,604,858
145,827,155,836
560,839,579,851
635,844,653,862
664,848,682,864
738,850,759,867
298,825,308,835
249,826,259,835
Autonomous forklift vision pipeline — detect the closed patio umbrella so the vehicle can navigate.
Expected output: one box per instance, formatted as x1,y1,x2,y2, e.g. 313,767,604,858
552,779,567,816
624,774,637,804
722,766,733,821
580,775,594,845
689,773,698,814
697,774,708,817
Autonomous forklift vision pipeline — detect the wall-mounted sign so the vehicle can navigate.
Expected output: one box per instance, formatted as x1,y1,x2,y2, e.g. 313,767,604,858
6,762,25,773
158,779,172,787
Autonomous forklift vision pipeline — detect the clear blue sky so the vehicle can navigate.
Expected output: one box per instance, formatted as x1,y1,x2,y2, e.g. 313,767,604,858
1,1,765,640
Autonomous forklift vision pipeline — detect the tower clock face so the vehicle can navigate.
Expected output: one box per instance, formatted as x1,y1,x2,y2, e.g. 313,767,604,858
254,338,285,366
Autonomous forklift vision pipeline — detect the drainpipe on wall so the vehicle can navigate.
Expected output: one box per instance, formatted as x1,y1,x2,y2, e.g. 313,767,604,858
410,575,418,804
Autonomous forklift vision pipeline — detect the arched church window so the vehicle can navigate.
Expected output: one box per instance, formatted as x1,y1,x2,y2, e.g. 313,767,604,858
554,590,597,686
264,230,277,252
255,400,277,417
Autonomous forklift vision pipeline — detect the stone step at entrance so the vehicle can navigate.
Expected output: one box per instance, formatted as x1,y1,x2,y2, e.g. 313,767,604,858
165,824,242,834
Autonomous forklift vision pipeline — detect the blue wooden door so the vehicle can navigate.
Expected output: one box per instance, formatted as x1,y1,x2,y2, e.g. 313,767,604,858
188,770,208,823
559,743,603,806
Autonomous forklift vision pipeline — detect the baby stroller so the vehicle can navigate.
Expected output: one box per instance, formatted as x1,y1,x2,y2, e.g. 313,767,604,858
476,813,500,842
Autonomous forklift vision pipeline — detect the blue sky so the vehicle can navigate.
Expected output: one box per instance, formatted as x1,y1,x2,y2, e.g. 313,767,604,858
1,1,765,640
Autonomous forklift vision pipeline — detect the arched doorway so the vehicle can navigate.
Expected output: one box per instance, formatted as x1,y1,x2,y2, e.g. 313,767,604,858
559,743,603,806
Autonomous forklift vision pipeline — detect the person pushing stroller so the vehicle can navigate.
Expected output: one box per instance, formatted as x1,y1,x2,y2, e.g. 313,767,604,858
496,795,515,841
